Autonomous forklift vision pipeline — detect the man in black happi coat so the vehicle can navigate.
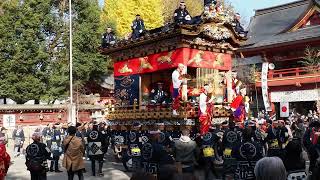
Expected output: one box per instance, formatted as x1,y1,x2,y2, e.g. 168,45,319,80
131,14,145,39
174,2,192,25
101,27,116,48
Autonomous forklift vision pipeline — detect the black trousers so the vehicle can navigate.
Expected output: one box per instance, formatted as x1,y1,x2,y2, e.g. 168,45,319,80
30,172,47,180
132,30,144,39
204,158,219,180
67,170,84,180
91,159,103,176
50,155,60,170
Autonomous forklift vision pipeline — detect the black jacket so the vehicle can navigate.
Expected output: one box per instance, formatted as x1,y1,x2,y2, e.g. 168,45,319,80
42,127,54,143
223,128,241,149
131,19,145,31
141,140,174,174
12,129,25,146
283,155,305,172
204,0,216,6
174,8,191,24
233,20,246,34
87,130,107,159
102,32,116,48
12,129,25,141
26,141,51,172
231,140,263,161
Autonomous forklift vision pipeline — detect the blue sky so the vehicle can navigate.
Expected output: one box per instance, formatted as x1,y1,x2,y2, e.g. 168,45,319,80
98,0,104,7
227,0,296,22
98,0,297,23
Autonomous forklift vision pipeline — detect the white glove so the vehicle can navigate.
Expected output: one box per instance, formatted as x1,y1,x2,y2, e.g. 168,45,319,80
139,30,143,33
185,15,191,21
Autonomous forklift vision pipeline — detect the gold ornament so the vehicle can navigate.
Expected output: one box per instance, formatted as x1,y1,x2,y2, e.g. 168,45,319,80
157,51,173,64
119,64,133,74
213,53,224,66
188,51,205,66
139,57,153,70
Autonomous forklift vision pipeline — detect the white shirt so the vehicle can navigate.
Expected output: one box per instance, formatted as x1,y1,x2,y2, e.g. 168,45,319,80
172,70,182,89
199,92,207,114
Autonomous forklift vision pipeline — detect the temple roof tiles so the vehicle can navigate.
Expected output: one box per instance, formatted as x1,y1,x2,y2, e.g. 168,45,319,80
242,0,320,51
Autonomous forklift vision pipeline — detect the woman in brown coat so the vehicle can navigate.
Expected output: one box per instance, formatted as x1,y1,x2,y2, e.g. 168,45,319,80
63,126,85,180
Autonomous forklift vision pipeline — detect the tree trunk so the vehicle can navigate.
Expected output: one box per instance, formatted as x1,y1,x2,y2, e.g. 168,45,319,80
51,99,56,105
35,99,40,104
16,100,26,104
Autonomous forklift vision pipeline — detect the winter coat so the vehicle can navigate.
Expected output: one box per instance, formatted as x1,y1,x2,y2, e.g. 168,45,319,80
102,32,116,48
87,130,106,160
173,136,199,164
25,141,51,173
204,0,217,6
46,129,62,156
62,135,85,172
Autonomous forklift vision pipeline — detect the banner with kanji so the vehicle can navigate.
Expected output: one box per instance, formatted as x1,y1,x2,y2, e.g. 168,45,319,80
114,48,232,76
261,62,272,112
114,75,140,106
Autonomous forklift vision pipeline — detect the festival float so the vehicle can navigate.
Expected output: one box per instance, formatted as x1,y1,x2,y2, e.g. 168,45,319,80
101,6,248,130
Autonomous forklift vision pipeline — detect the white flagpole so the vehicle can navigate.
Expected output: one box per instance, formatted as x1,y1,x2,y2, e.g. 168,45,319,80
69,0,75,124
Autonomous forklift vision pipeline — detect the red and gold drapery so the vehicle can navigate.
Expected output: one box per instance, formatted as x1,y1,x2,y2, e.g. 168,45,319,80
114,48,232,76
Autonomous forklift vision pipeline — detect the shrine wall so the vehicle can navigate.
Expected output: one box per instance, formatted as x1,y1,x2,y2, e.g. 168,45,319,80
0,110,93,127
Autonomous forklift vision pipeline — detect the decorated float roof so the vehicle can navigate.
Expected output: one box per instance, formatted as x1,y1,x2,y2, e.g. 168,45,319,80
241,0,320,51
101,13,248,76
101,17,247,62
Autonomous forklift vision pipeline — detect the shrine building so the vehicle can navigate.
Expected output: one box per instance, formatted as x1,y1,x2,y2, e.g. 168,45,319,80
239,0,320,116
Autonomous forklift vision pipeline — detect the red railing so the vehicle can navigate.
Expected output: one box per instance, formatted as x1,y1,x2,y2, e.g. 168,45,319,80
257,66,320,80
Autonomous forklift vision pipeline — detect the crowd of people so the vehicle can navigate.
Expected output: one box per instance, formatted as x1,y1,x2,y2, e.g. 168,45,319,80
101,1,247,48
122,110,319,180
0,110,319,180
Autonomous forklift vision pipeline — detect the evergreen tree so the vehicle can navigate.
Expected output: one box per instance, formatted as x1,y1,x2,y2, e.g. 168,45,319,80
0,0,52,104
0,0,108,104
41,0,70,103
73,0,107,87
